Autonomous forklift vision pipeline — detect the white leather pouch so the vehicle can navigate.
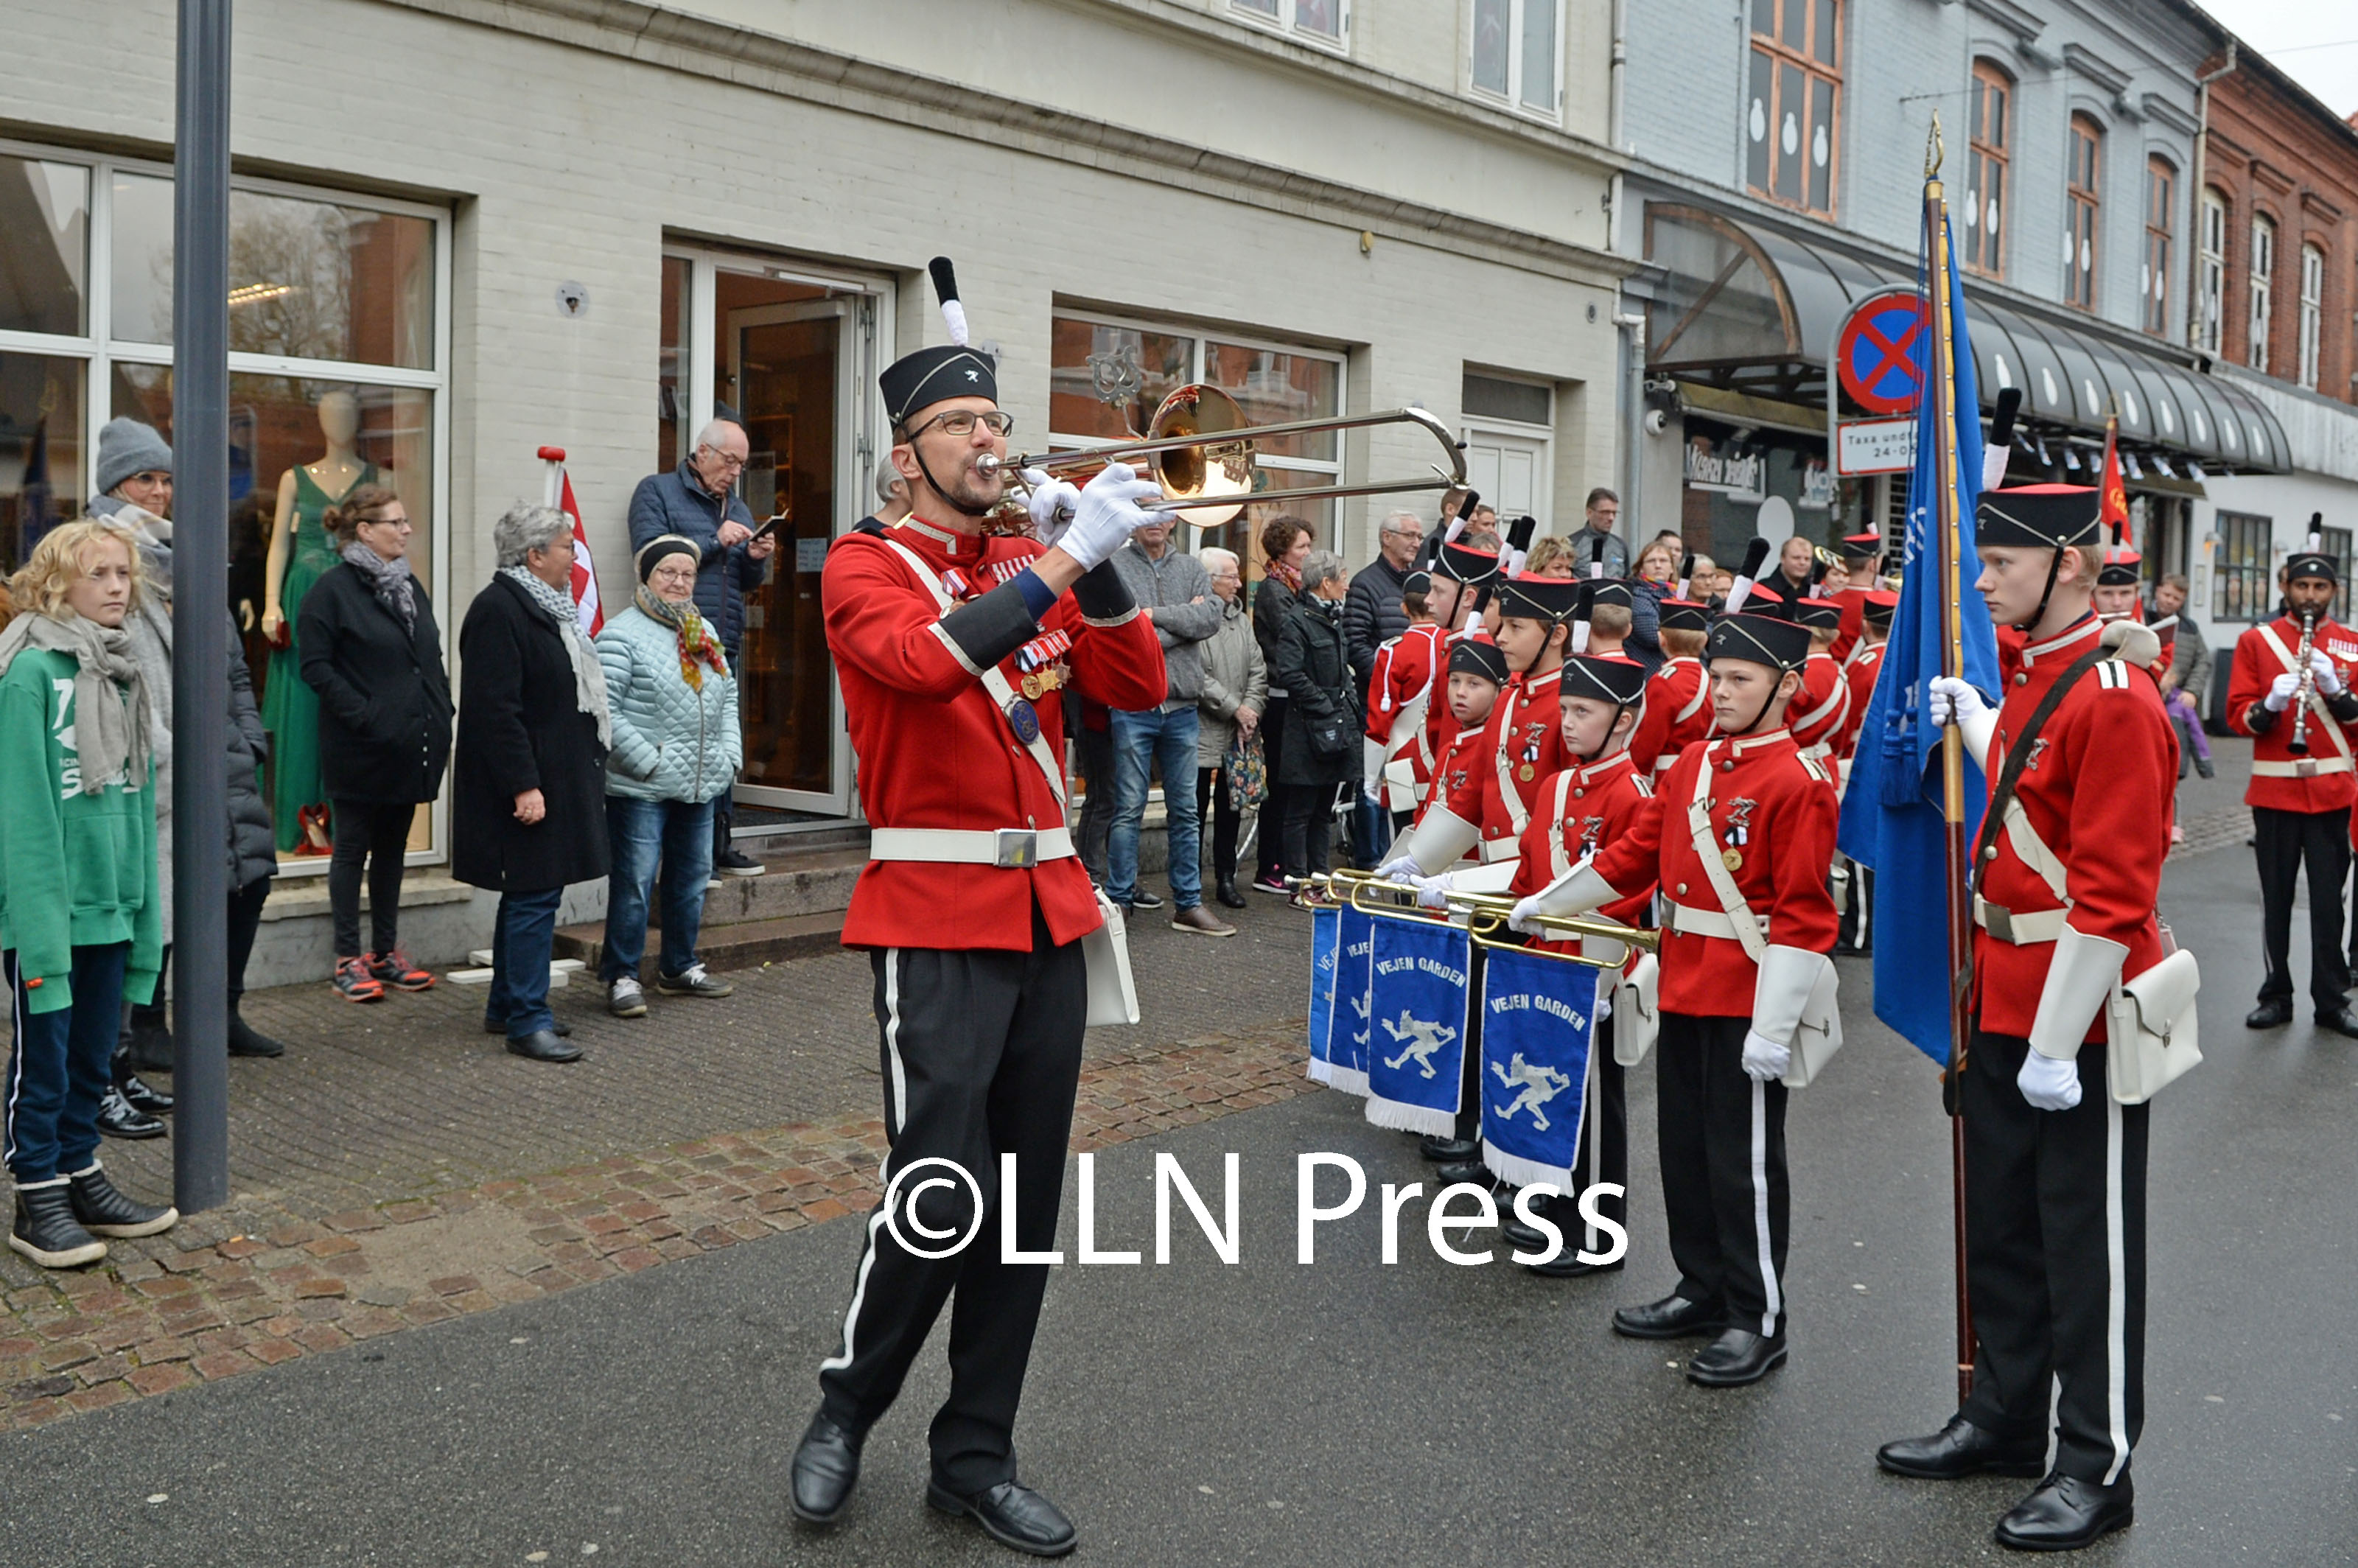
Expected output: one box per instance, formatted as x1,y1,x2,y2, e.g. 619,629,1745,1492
2105,948,2200,1105
1085,890,1140,1026
1613,951,1659,1068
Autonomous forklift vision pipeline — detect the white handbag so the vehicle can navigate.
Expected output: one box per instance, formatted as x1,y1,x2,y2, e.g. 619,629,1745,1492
1612,951,1659,1067
1085,889,1141,1027
2105,947,2200,1105
1686,768,1841,1087
1780,955,1844,1088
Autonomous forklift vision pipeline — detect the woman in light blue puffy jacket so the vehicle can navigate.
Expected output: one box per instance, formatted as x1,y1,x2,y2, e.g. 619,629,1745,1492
594,535,742,1018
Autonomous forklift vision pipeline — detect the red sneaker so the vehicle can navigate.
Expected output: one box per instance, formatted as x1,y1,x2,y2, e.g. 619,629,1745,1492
365,948,437,992
332,956,385,1004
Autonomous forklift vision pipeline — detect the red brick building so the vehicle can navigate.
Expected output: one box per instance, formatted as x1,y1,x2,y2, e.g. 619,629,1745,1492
2197,48,2358,403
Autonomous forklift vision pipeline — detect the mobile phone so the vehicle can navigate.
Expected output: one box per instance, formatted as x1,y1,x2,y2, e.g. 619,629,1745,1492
751,512,786,542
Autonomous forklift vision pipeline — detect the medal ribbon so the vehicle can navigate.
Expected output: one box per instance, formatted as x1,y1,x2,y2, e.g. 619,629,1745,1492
1017,629,1073,673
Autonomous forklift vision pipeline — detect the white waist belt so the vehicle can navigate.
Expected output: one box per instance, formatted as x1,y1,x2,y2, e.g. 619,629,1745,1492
1664,902,1768,942
1973,895,2067,945
869,827,1075,868
2251,756,2355,778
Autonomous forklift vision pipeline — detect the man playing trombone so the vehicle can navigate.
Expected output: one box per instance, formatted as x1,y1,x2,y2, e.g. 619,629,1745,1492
2227,533,2358,1037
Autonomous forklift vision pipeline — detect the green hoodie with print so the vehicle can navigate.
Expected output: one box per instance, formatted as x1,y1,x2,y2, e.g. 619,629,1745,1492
0,646,162,1015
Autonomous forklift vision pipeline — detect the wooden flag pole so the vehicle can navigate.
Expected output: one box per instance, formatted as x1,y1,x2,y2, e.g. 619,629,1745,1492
1923,113,1978,1404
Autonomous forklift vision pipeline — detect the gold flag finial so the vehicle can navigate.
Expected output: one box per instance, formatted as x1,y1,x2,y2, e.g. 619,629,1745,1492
1925,111,1945,178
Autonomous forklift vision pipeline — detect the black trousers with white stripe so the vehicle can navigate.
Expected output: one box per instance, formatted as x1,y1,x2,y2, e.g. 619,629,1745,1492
1959,1028,2149,1485
816,906,1087,1494
1656,1012,1788,1338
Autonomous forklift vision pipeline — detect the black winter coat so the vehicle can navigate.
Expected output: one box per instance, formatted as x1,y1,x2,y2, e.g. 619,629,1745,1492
1273,595,1360,787
452,573,611,894
298,561,453,805
227,619,276,890
1341,556,1410,686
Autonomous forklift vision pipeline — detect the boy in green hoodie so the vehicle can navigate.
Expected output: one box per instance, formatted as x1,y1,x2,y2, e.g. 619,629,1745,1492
0,521,177,1268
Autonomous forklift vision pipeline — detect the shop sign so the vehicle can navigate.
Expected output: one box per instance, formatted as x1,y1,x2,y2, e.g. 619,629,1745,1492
1799,457,1836,510
1684,437,1765,497
1836,418,1916,475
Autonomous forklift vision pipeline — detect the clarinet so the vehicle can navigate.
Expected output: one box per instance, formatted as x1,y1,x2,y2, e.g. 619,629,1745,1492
2289,607,2320,757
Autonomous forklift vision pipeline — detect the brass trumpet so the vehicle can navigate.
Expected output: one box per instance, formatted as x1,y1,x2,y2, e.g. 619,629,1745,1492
980,384,1466,533
1322,869,1660,953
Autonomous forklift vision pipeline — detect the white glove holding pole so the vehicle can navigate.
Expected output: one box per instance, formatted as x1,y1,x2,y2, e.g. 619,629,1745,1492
1053,463,1164,573
1023,468,1083,543
1740,1030,1791,1083
2017,1049,2082,1111
1928,675,1998,772
2265,671,2301,713
2310,649,2344,697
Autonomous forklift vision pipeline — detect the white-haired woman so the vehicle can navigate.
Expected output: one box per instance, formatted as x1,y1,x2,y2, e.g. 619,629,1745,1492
1194,546,1266,909
452,504,612,1063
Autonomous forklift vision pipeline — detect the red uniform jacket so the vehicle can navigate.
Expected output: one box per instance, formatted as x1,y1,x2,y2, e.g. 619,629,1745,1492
1509,754,1658,959
1629,657,1712,780
2226,612,2358,815
1829,586,1874,663
1790,652,1852,754
1838,642,1886,763
1589,730,1839,1018
1417,629,1476,800
1441,665,1570,857
1365,623,1444,744
1416,726,1486,833
1970,615,2169,1040
823,517,1166,951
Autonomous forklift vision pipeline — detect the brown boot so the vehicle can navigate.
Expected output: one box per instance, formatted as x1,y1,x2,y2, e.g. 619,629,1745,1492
1169,904,1236,938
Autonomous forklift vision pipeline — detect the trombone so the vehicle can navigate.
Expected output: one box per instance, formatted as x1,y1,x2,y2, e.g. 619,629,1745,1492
980,383,1466,533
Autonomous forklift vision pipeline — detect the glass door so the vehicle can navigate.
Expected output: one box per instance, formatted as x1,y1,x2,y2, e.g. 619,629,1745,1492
729,298,853,813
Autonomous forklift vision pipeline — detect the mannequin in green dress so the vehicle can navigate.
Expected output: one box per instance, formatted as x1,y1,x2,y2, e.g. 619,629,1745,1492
262,390,381,851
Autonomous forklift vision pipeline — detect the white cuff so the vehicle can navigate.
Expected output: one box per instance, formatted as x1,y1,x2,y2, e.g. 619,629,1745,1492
1396,807,1480,875
1528,858,1623,921
2026,924,2129,1060
1959,705,1997,775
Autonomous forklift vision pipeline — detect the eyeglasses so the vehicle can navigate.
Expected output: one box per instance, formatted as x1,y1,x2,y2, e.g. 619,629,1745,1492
697,447,749,472
908,409,1015,440
648,565,697,584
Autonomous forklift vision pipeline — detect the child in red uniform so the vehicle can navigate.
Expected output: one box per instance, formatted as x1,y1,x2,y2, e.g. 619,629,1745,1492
1362,574,1447,820
1789,599,1852,759
1628,598,1713,780
1511,603,1837,1389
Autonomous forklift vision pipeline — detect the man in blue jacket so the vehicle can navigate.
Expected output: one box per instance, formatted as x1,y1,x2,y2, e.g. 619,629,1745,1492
628,419,777,875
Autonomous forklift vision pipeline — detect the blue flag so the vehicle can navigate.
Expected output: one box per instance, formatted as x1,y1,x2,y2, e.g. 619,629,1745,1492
1306,901,1340,1082
1362,914,1474,1138
1835,205,2004,1066
1477,945,1596,1193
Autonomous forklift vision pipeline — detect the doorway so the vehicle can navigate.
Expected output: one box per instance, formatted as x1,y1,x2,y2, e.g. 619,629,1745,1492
1463,425,1551,533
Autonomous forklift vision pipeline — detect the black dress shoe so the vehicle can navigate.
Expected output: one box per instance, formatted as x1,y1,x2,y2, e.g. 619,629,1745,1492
1993,1471,2133,1552
228,1014,287,1058
926,1479,1077,1558
483,1016,572,1037
117,1073,172,1117
1432,1158,1491,1186
2246,998,2294,1029
1523,1252,1623,1279
788,1411,864,1525
1877,1414,2049,1480
1216,878,1248,910
1687,1327,1786,1386
1419,1135,1479,1163
1612,1292,1726,1340
96,1088,167,1141
2319,1007,2358,1040
1500,1215,1547,1251
505,1029,584,1063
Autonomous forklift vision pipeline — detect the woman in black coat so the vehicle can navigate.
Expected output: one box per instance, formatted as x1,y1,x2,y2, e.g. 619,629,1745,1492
1272,550,1360,894
452,504,610,1062
297,483,453,1004
1250,513,1317,892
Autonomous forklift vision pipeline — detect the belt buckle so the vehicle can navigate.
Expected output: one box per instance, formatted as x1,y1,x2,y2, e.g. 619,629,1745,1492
2298,760,2320,779
995,828,1040,869
1984,903,2016,944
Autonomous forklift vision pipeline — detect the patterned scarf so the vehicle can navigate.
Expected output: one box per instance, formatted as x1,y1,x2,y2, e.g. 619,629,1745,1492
498,565,612,749
0,609,150,794
341,540,416,634
634,584,728,691
1265,556,1303,595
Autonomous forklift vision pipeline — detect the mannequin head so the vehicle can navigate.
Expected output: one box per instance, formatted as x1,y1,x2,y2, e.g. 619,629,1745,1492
318,390,361,448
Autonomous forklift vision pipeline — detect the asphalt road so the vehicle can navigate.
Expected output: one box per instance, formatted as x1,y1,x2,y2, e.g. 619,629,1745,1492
5,844,2354,1567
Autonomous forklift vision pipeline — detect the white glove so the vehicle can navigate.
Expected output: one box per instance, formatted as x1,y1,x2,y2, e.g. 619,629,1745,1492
2265,671,2301,713
1592,987,1613,1024
1375,855,1423,885
1022,468,1083,542
2017,1048,2082,1111
1411,873,1455,910
1053,462,1164,573
1927,676,1989,728
1740,1029,1791,1083
1508,895,1544,934
2311,649,2344,698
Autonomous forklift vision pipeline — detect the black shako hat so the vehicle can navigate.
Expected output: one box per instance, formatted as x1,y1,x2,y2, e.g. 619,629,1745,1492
1449,637,1510,684
2096,548,2143,587
1561,653,1650,706
2288,521,2337,584
1658,597,1712,633
1839,529,1884,561
1977,484,2101,550
1707,610,1811,673
881,346,997,431
1586,578,1634,612
1861,590,1898,629
1796,598,1844,631
1495,573,1582,623
1433,541,1503,587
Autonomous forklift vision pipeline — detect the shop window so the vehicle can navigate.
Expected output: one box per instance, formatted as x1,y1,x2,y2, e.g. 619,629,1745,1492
1233,0,1348,49
2142,158,2173,336
2197,189,2226,354
2325,526,2354,588
2298,243,2324,391
2248,214,2275,374
2211,511,2271,623
1745,0,1841,216
0,155,88,337
1470,0,1563,118
2065,115,2100,311
0,352,85,580
1050,312,1343,571
1965,61,2009,277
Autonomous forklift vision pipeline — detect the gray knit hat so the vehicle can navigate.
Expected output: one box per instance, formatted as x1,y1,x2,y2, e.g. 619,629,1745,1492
94,417,174,497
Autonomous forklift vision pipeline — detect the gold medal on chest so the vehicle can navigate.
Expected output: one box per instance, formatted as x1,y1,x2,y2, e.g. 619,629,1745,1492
1021,673,1043,700
1721,848,1743,871
1519,764,1536,783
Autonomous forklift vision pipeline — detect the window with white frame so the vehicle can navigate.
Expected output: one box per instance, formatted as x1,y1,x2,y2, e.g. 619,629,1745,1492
1049,312,1343,573
2298,242,2324,391
1231,0,1348,50
2248,214,2275,374
2197,187,2226,354
1469,0,1563,119
0,140,449,867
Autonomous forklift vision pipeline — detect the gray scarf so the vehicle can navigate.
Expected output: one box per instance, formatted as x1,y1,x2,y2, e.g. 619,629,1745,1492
0,611,152,794
342,539,416,634
498,565,612,749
